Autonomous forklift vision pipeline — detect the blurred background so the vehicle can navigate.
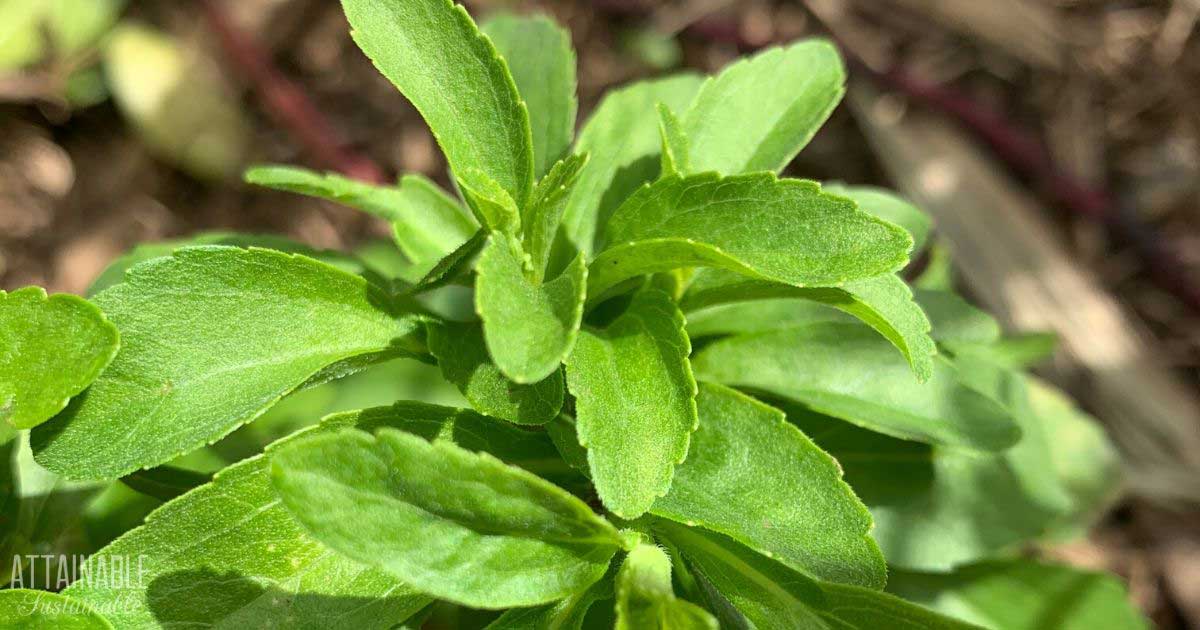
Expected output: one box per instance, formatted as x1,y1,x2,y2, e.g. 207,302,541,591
0,0,1197,626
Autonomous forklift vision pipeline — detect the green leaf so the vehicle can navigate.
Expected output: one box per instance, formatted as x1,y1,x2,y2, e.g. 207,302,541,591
1025,377,1122,539
565,290,697,518
427,321,564,425
31,246,424,480
63,427,432,628
825,185,932,252
820,583,983,630
245,166,477,269
561,74,703,257
476,232,587,383
682,40,844,175
616,544,718,630
481,13,577,180
343,0,534,206
655,522,831,629
590,173,912,301
0,590,113,629
1,288,119,429
888,560,1149,630
459,168,522,233
657,103,690,176
87,231,383,295
684,298,852,338
524,154,589,281
652,383,886,589
693,323,1019,451
782,364,1082,571
914,289,1001,347
407,229,489,294
682,271,936,382
660,524,980,630
271,427,622,608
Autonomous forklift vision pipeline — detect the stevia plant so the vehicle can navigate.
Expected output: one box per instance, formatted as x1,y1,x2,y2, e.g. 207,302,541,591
0,0,1150,628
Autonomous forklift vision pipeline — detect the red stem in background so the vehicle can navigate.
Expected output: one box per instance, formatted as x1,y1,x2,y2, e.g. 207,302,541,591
199,0,387,184
862,62,1200,314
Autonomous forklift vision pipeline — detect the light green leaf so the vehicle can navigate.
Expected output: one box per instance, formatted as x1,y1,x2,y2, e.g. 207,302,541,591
0,590,113,629
693,323,1019,451
245,166,477,268
782,366,1084,571
427,321,563,425
561,74,703,257
271,427,622,609
652,383,887,589
888,560,1149,630
616,544,718,630
481,13,577,179
476,232,587,383
63,425,432,629
1026,377,1122,539
87,232,385,295
658,103,690,176
31,246,424,480
825,185,932,252
914,289,1001,347
524,154,589,281
591,173,911,301
682,40,844,175
682,271,936,382
565,290,697,518
343,0,534,206
1,288,119,430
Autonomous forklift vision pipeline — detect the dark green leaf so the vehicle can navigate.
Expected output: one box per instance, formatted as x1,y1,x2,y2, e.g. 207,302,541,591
427,321,564,425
